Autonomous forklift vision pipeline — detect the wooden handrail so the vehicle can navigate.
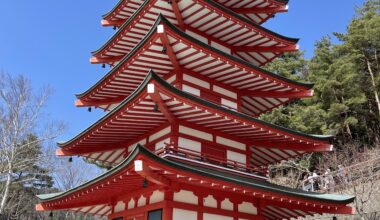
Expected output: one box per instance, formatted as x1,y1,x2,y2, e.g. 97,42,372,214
155,144,268,177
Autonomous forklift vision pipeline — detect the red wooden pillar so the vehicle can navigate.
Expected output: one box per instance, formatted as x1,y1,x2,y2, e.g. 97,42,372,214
162,191,173,220
194,191,207,220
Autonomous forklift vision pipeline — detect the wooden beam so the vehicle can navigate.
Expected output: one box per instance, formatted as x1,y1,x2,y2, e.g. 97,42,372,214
262,199,355,215
101,19,124,27
170,0,185,30
234,44,299,53
232,5,288,14
250,141,333,152
90,56,124,64
148,83,176,124
239,89,313,98
158,25,181,71
134,160,171,187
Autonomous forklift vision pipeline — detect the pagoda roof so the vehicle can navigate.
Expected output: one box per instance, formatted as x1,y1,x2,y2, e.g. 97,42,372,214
62,71,331,167
93,0,298,67
37,144,354,219
102,0,289,25
79,15,311,116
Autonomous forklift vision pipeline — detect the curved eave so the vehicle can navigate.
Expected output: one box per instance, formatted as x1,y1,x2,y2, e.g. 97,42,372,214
93,0,151,56
79,15,311,102
65,71,330,152
94,0,298,58
102,0,125,19
39,144,353,205
204,0,298,43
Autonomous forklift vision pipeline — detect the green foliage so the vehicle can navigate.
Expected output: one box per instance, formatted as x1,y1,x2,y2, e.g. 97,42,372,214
262,0,380,146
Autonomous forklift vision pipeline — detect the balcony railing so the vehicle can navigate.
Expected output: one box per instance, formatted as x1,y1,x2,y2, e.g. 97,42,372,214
155,144,268,180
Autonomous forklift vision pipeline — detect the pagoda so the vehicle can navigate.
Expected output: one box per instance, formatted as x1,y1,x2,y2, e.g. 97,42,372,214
36,1,355,219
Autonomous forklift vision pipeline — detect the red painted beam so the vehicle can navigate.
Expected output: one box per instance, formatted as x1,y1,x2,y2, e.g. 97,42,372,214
250,140,333,152
234,44,299,53
262,199,355,215
90,56,124,64
101,19,124,27
239,89,313,98
171,0,185,30
232,5,288,14
134,160,172,187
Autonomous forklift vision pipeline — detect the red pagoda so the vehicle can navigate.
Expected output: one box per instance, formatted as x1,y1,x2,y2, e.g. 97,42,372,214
36,1,355,219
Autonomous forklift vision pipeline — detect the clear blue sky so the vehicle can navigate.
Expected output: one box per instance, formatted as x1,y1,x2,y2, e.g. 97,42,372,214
0,0,365,142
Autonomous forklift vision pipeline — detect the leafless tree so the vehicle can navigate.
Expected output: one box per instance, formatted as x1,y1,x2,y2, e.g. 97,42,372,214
317,143,380,220
0,73,65,215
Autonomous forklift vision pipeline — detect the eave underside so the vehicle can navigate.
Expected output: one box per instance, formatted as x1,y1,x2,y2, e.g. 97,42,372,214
61,71,329,168
94,0,297,67
102,0,289,26
37,145,354,220
80,16,310,117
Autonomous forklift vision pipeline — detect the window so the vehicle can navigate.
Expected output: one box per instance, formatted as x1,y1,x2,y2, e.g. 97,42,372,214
148,209,162,220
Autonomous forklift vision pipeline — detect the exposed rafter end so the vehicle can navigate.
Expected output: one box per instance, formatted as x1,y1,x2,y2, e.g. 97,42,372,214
75,98,123,108
101,19,123,27
90,56,124,64
35,204,46,211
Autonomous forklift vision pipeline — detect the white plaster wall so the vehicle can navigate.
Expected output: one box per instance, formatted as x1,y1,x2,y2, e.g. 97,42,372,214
178,137,201,153
179,125,213,141
183,84,201,96
137,195,146,207
204,213,233,220
173,190,198,205
114,201,125,212
227,150,246,165
127,198,135,209
221,198,234,211
213,85,237,99
183,74,210,89
203,195,217,208
149,126,171,142
150,190,164,204
221,98,238,110
238,202,257,215
173,208,197,220
216,136,246,151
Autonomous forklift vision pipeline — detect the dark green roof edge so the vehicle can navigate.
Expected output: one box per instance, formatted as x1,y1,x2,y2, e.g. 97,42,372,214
102,0,289,20
67,70,329,150
204,0,298,43
95,0,298,56
95,0,151,55
38,144,354,205
78,14,311,99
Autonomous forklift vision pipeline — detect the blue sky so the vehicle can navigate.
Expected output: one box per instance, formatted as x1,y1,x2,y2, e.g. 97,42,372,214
0,0,365,143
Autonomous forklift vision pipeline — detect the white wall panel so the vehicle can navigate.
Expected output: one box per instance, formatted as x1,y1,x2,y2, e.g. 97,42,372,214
173,208,197,220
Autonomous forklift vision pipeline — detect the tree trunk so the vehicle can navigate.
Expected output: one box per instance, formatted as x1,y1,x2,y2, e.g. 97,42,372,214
366,60,380,116
0,163,12,214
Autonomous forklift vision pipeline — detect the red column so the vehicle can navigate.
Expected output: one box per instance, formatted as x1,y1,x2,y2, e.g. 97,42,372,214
162,191,173,220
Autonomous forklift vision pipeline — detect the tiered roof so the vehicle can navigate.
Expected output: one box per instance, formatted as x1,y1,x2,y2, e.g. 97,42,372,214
78,16,310,115
102,0,290,26
60,71,331,167
38,145,355,219
37,0,355,219
92,0,298,67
